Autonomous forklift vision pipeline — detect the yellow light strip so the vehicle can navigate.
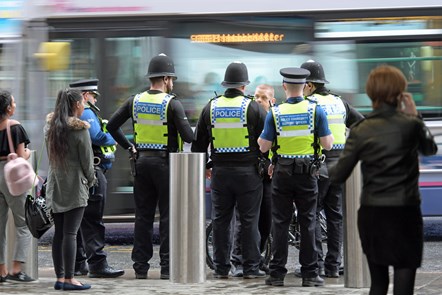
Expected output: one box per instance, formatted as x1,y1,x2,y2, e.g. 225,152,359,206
190,33,285,43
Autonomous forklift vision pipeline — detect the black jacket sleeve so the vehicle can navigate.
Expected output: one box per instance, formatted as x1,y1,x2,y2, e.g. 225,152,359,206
107,96,134,150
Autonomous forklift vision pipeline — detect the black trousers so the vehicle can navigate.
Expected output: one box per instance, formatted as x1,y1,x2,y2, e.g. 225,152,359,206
76,167,108,270
131,156,169,275
316,173,343,272
269,162,319,278
231,177,272,266
211,165,263,275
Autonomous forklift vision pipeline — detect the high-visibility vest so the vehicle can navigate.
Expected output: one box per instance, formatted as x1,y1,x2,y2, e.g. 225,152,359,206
210,95,251,153
272,99,316,158
308,93,346,150
132,92,172,150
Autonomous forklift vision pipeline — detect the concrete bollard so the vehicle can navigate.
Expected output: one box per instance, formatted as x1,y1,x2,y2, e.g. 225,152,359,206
344,161,370,288
170,153,206,283
6,150,39,280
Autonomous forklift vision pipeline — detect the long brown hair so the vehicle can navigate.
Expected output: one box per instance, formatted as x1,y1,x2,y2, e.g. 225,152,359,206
47,88,83,169
366,65,407,109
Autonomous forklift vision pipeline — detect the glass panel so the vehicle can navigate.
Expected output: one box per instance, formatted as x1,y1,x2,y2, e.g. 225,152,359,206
168,16,314,124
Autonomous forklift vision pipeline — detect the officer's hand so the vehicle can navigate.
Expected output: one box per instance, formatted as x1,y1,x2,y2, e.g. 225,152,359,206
268,164,274,179
206,168,212,180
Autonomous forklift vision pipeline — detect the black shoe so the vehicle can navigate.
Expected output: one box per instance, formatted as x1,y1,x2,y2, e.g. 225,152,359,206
135,272,147,279
243,270,266,279
294,268,302,278
0,275,7,283
213,272,229,279
265,276,284,286
6,272,35,282
88,266,125,278
54,281,63,290
324,268,339,278
160,272,169,280
302,275,324,287
63,282,91,290
259,263,270,275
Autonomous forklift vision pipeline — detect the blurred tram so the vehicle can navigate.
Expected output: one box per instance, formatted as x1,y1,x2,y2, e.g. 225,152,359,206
1,0,441,216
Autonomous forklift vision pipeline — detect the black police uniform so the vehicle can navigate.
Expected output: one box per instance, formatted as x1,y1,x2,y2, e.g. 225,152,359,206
263,68,328,286
106,55,193,278
191,62,267,276
301,59,364,276
69,79,124,278
313,86,364,276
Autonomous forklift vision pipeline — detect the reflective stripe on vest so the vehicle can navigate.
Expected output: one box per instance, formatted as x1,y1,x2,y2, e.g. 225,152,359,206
273,100,316,158
132,92,172,150
308,94,346,150
210,95,251,153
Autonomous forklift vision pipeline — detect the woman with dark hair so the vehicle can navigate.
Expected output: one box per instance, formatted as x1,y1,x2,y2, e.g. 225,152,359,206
330,65,438,295
0,90,34,283
44,88,95,291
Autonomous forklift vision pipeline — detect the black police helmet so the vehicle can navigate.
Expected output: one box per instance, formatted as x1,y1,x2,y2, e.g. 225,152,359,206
147,53,177,80
221,61,250,88
300,60,329,84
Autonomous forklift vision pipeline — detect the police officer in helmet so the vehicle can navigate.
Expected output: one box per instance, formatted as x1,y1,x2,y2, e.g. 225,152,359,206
69,78,124,278
295,60,363,278
258,67,334,287
300,60,363,278
107,54,193,279
192,61,267,279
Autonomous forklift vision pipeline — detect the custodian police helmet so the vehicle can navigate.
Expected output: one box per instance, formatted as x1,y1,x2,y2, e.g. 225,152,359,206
147,53,177,80
280,67,310,84
221,61,250,88
69,78,100,96
300,60,329,84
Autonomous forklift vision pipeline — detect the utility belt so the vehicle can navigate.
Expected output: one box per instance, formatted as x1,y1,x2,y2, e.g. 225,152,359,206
93,155,113,166
277,155,325,177
138,150,169,158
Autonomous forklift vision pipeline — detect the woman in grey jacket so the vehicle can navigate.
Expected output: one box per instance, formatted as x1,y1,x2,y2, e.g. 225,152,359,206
45,89,95,291
330,65,437,295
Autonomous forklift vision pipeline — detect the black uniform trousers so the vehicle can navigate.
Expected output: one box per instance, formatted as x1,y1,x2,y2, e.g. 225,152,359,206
131,155,169,275
269,161,319,278
211,165,263,275
231,176,272,266
76,167,108,270
316,158,343,272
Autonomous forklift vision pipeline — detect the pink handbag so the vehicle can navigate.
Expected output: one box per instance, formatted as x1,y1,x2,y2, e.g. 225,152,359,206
3,120,38,196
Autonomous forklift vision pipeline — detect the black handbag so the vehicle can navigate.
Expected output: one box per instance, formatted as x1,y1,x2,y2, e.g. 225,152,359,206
25,178,54,239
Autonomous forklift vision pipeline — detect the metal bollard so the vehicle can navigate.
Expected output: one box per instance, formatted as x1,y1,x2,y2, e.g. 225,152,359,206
344,161,369,288
170,152,206,283
6,150,39,280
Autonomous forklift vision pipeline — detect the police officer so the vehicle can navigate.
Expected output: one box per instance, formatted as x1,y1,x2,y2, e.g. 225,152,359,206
106,54,193,279
69,79,124,278
301,60,364,278
192,62,267,279
230,84,276,277
258,67,334,287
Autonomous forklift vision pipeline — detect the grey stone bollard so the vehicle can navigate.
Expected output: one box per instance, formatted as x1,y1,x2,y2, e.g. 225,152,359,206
170,152,206,283
6,150,38,280
344,161,370,288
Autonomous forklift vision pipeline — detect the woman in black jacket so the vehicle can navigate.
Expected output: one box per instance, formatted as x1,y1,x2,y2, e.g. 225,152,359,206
330,65,437,295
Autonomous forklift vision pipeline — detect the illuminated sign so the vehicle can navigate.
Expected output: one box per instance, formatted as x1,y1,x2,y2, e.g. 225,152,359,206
190,33,285,43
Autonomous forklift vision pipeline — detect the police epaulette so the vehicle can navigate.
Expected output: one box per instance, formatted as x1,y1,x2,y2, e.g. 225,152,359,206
305,97,318,104
168,93,178,99
245,94,254,100
209,94,222,102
